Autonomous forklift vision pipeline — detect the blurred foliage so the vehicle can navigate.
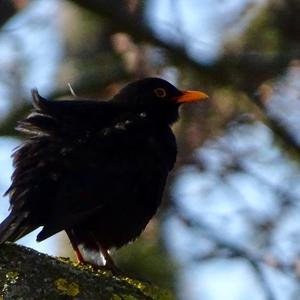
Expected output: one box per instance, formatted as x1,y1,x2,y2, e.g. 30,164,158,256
114,235,177,290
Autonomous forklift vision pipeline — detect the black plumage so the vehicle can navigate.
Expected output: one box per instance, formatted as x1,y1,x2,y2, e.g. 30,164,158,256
0,78,208,268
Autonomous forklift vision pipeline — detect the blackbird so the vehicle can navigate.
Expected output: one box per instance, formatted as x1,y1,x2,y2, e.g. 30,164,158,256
0,77,208,268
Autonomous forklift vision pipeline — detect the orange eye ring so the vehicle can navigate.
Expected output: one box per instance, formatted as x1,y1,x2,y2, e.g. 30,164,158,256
154,88,167,98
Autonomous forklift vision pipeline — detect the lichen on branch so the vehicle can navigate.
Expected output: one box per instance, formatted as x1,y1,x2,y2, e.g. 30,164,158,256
0,243,172,300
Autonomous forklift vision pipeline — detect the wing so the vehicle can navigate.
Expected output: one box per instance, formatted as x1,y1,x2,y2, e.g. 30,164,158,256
0,211,32,243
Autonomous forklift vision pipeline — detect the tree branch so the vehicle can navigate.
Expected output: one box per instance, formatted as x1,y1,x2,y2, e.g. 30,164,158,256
0,243,171,300
251,91,300,156
0,1,18,28
174,207,300,300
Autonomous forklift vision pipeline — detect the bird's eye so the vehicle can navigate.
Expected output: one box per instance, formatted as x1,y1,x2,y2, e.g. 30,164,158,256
154,88,167,98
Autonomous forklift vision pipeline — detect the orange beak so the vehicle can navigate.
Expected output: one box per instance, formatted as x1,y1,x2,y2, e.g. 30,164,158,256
174,90,208,103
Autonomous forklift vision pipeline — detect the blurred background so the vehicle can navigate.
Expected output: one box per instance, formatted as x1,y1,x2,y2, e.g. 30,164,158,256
1,0,300,299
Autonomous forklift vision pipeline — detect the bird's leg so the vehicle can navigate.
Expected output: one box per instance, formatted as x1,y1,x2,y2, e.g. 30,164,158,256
95,241,120,273
73,246,85,263
65,229,85,264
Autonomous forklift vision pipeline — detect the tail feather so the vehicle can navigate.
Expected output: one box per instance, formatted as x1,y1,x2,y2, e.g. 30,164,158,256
12,90,58,136
31,88,50,111
0,212,35,244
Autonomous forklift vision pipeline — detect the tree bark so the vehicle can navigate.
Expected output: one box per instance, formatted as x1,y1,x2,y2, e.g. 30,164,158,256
0,243,172,300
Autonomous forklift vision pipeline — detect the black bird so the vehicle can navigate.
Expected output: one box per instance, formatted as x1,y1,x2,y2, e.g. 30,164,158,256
0,78,208,268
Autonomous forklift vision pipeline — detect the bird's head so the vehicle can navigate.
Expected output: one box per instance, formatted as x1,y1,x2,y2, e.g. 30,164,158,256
112,77,208,124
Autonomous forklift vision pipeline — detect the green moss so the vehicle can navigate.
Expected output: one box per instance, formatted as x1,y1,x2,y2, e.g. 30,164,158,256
121,295,138,300
57,259,173,299
5,271,19,284
1,271,20,296
111,295,122,300
54,278,80,297
57,256,112,277
119,277,172,300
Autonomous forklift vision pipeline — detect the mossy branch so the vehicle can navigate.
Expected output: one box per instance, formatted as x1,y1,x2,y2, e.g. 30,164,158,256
0,243,172,300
